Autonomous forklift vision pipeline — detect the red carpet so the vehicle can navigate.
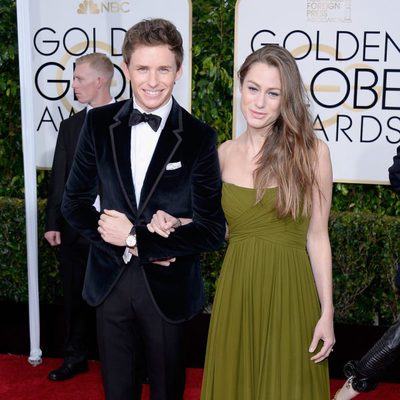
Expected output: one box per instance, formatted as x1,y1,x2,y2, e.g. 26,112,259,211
1,354,400,399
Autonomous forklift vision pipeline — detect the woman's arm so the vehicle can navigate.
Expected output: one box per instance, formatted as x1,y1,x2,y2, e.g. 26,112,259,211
146,210,192,238
307,140,336,363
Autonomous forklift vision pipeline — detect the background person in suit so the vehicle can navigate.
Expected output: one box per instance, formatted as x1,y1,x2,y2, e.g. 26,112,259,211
61,18,226,400
44,52,114,381
389,144,400,192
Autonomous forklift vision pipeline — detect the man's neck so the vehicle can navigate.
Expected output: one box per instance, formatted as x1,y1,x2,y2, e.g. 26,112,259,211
89,94,113,109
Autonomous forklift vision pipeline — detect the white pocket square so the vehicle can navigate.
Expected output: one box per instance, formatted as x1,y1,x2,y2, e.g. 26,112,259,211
166,161,182,171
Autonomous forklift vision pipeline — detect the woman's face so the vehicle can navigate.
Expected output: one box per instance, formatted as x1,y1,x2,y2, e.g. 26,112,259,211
240,62,282,134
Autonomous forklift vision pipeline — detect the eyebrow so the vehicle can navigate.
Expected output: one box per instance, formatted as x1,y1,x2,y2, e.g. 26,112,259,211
246,80,260,87
134,64,173,69
247,80,281,91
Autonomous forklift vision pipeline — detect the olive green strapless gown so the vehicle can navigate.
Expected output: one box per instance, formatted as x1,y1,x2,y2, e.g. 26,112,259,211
201,182,330,400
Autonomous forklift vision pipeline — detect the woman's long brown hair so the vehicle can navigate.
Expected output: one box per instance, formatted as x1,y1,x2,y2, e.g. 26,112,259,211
238,45,319,219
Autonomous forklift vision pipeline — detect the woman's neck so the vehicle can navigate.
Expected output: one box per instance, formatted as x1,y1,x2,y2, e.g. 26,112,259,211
242,128,269,157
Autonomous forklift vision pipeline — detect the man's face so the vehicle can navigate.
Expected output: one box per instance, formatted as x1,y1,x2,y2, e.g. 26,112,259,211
122,44,182,112
72,62,99,106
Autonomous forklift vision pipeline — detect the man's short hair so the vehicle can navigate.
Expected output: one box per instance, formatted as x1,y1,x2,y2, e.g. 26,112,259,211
122,18,183,70
76,53,114,82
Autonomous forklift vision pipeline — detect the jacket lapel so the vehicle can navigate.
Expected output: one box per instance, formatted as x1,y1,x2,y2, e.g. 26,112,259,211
109,99,138,216
138,99,183,216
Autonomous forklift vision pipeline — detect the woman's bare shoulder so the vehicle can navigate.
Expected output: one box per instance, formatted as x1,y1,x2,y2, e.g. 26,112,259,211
316,138,330,156
218,139,242,171
218,136,243,155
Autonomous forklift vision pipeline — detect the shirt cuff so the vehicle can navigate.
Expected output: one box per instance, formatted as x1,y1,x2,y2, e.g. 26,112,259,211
123,247,132,264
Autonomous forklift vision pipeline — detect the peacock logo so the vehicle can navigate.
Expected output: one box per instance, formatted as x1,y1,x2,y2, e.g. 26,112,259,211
77,0,100,14
76,0,130,14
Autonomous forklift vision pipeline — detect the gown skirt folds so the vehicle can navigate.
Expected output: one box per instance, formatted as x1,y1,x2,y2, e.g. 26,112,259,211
201,182,330,400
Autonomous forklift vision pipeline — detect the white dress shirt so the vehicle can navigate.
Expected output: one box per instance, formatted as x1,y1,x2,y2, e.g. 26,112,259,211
131,97,172,205
123,97,173,263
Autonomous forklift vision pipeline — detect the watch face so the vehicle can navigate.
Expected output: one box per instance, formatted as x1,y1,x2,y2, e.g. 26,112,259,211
126,234,136,247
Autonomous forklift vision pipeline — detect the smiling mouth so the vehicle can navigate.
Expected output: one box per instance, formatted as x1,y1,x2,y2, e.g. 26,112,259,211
251,110,266,118
144,89,162,96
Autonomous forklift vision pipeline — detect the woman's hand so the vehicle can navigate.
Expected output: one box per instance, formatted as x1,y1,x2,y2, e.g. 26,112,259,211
309,313,335,363
147,210,192,238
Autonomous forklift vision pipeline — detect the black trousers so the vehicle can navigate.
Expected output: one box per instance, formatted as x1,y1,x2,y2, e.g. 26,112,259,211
96,258,186,400
58,242,92,364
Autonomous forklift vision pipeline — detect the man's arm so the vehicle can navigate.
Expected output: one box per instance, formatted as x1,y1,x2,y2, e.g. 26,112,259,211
44,121,70,245
135,130,225,262
61,112,126,264
98,129,226,263
389,144,400,193
45,122,69,234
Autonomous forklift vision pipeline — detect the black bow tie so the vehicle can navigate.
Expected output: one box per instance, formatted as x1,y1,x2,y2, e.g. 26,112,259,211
129,108,162,132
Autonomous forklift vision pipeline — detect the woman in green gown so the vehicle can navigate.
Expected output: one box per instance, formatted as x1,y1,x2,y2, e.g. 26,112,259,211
201,45,334,400
147,44,335,399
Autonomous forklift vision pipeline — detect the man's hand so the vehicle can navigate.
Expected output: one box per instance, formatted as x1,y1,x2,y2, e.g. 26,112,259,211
152,258,176,267
98,209,133,246
128,233,175,266
44,231,61,246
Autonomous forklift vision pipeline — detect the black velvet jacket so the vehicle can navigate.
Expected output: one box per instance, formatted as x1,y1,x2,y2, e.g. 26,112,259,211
45,109,87,245
61,98,225,322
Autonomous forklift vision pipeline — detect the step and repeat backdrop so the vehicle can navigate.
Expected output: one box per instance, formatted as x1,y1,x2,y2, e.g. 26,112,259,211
235,0,399,183
19,0,400,183
20,0,192,170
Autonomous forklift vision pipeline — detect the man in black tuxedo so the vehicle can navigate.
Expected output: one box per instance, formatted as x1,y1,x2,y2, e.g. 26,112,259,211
62,18,225,400
45,52,114,381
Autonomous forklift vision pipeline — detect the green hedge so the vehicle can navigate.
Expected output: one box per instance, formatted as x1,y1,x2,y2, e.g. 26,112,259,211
1,196,399,325
0,197,61,304
330,212,400,325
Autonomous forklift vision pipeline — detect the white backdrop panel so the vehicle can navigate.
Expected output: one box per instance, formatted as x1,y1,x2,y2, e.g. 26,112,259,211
234,0,400,183
28,0,192,169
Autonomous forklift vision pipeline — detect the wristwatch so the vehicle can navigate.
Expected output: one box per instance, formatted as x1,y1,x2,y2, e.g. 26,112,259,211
125,225,137,248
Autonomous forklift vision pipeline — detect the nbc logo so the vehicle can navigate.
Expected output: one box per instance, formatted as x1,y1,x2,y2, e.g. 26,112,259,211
77,0,100,14
77,0,130,14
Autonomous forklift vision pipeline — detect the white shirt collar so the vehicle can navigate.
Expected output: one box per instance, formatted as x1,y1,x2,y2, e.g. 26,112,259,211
87,97,115,111
132,97,172,133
